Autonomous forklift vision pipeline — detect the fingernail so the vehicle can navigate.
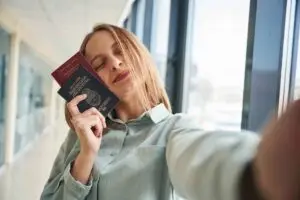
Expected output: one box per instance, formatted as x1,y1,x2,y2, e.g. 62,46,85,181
82,94,87,98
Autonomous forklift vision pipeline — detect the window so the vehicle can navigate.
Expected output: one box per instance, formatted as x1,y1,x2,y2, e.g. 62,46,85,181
14,42,52,155
150,0,171,80
293,44,300,99
0,27,10,166
123,16,133,32
123,18,129,29
135,0,146,40
186,0,251,130
292,0,300,101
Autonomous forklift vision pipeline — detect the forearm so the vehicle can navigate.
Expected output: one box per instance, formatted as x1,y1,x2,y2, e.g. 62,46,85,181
41,151,95,200
71,152,96,184
167,127,261,200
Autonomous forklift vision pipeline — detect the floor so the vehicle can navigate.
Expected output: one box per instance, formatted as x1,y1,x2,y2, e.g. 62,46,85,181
0,121,68,200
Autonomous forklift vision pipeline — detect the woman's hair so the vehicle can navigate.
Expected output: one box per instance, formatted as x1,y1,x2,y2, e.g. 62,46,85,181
65,23,171,129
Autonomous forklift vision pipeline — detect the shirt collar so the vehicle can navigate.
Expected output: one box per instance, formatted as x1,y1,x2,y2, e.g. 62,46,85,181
145,103,171,123
107,103,171,124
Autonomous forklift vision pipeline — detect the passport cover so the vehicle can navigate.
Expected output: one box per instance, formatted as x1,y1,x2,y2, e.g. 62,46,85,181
51,52,102,86
58,65,119,116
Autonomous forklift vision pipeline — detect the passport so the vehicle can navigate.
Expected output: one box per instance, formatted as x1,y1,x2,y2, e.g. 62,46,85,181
57,65,119,116
51,52,103,86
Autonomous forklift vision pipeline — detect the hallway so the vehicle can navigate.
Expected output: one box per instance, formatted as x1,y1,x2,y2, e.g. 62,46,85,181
0,122,68,200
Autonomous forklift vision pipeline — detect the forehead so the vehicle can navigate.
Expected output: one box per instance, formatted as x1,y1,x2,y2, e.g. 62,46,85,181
85,31,116,57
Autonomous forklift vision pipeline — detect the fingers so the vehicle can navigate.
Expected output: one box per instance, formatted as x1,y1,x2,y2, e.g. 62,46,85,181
81,107,100,117
92,123,103,138
67,94,87,116
71,115,101,133
82,107,107,128
70,106,106,138
67,94,106,139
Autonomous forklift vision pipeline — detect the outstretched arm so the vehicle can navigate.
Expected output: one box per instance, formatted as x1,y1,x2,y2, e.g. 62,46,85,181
166,114,261,200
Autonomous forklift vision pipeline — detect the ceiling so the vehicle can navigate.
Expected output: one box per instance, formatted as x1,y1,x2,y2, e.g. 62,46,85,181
0,0,132,66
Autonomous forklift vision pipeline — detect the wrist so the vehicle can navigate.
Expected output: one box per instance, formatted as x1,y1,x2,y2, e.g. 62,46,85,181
80,148,97,159
71,151,96,185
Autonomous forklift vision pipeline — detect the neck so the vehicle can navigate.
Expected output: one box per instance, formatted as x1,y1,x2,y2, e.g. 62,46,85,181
115,98,145,122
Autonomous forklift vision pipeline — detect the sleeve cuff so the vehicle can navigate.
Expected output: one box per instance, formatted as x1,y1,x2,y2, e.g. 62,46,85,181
63,162,93,198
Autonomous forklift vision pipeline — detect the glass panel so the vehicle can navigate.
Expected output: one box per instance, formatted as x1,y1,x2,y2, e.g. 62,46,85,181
293,21,300,100
0,27,10,166
14,42,52,155
186,0,250,130
123,18,129,28
135,0,146,40
151,0,171,81
124,15,133,33
294,55,300,98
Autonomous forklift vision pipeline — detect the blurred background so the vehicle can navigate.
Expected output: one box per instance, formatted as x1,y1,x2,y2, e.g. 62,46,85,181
0,0,299,199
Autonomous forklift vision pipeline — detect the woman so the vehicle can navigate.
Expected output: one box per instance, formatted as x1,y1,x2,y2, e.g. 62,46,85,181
41,24,300,200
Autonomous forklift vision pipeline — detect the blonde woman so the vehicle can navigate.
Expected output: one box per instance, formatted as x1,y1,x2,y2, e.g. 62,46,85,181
41,24,300,200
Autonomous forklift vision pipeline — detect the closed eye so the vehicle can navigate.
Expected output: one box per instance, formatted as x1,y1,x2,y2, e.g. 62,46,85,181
94,59,106,72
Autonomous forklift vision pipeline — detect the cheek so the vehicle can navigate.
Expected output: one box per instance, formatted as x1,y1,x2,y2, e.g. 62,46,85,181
96,72,112,88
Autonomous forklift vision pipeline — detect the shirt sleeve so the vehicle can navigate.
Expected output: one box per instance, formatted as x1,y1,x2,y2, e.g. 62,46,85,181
166,114,260,200
40,129,99,200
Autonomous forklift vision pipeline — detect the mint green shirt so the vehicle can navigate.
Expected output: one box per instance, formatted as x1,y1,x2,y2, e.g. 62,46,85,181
41,104,259,200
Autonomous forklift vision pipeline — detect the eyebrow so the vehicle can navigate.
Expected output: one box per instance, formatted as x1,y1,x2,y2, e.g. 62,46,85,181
90,42,118,64
112,42,118,49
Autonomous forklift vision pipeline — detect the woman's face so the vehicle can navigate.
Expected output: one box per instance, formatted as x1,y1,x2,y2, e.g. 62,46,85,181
84,30,136,100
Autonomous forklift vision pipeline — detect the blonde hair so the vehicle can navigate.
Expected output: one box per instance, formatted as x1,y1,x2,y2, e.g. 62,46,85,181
65,23,171,129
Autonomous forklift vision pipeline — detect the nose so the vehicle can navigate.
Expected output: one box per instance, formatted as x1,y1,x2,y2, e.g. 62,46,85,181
110,56,122,71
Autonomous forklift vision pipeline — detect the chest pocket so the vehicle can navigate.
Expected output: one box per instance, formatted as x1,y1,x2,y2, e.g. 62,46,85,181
98,146,168,200
101,145,165,173
132,145,165,169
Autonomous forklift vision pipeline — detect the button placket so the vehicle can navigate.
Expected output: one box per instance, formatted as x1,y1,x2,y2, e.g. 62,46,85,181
97,120,129,170
105,125,128,166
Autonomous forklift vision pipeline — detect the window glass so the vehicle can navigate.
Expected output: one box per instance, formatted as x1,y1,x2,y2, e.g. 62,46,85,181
15,42,52,154
151,0,171,80
0,27,11,166
186,0,251,130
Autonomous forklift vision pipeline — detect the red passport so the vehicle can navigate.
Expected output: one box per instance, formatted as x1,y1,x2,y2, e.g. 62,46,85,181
51,52,102,86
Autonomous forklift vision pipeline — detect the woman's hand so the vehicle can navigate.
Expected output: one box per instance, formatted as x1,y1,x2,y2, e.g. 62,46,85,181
67,94,106,157
66,94,106,184
254,100,300,200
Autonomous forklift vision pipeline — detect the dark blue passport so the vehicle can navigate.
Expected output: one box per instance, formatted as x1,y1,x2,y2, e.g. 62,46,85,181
58,65,119,116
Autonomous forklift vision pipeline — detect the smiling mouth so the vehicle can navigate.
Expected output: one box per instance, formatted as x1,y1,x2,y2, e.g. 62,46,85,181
113,71,130,83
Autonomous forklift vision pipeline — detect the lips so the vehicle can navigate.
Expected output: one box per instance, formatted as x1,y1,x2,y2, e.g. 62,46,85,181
113,71,130,83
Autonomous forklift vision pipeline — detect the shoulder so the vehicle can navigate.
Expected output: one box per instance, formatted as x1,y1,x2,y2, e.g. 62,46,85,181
164,113,260,144
64,129,79,151
56,129,79,161
163,112,203,133
45,129,79,184
150,112,204,145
